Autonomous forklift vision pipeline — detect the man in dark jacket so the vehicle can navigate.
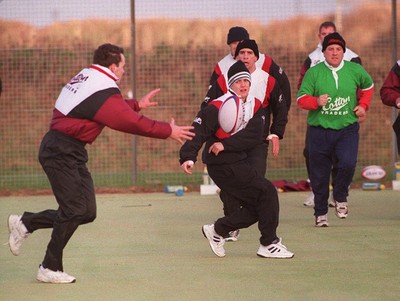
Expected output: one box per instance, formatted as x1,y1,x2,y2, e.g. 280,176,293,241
180,61,293,259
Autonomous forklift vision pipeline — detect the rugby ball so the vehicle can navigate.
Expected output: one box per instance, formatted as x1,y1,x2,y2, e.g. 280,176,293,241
361,165,386,180
218,95,243,134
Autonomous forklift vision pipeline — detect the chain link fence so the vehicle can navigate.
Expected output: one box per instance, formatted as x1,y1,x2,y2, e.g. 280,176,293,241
0,0,398,191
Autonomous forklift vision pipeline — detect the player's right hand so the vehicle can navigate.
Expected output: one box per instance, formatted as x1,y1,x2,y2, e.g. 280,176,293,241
208,142,224,156
317,94,329,107
169,118,195,144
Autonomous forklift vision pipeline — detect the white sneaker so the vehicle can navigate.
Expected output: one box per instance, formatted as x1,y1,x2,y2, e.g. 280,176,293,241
8,215,29,256
202,224,225,257
335,201,348,219
257,238,294,259
36,265,76,284
328,193,336,207
315,214,329,227
225,230,240,242
303,191,314,207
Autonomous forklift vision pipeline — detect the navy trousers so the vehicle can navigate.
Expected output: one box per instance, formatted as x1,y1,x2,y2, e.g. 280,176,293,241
304,126,339,187
308,123,359,216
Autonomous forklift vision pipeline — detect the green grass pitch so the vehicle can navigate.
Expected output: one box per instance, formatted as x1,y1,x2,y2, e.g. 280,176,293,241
1,189,399,300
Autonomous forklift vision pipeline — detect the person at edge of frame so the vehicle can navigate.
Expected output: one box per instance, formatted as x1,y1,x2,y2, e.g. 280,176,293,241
380,59,400,153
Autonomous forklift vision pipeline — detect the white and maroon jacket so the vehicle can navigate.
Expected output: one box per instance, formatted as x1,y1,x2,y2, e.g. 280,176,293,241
50,64,171,143
207,53,291,110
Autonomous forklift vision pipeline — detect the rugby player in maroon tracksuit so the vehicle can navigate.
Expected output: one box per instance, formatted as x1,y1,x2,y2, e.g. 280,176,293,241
7,43,194,284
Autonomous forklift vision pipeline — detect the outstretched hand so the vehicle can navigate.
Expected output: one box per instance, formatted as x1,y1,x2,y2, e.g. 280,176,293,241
138,88,160,110
169,118,195,144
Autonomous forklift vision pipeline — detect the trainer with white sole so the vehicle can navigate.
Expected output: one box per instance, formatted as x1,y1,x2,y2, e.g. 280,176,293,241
180,61,293,259
257,238,294,258
8,215,29,256
202,224,226,257
37,265,76,284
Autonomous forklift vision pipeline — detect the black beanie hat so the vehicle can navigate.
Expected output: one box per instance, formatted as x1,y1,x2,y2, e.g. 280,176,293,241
322,32,346,53
227,27,249,45
234,39,259,59
227,60,251,87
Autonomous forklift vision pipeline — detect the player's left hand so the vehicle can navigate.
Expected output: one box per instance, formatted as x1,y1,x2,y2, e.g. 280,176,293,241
358,112,367,123
353,105,366,118
138,88,160,110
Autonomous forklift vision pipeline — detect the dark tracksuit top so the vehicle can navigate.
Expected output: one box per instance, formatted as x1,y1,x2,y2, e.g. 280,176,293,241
203,67,288,141
202,66,288,180
180,92,265,166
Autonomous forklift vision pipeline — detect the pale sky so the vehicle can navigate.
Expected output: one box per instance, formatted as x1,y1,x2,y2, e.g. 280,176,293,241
0,0,350,27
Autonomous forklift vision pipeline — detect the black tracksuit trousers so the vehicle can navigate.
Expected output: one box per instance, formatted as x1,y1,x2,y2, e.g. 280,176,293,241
21,130,96,272
219,143,268,217
207,157,279,246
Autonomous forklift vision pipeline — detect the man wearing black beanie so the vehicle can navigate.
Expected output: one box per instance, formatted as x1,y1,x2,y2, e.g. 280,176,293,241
322,32,346,53
226,26,249,45
234,39,259,59
204,27,291,111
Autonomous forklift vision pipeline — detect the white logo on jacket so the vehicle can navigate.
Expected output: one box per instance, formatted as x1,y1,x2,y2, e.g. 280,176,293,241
193,117,202,125
55,65,118,115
